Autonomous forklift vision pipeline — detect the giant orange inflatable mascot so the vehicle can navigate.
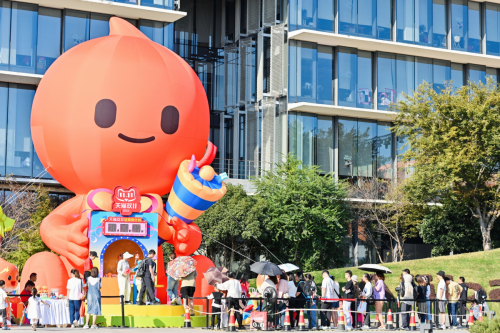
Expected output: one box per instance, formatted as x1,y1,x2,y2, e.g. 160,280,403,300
27,17,226,302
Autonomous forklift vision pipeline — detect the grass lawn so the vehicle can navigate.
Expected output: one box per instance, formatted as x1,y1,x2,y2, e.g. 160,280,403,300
251,249,500,312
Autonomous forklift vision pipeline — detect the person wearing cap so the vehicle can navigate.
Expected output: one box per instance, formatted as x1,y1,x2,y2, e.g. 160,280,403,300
436,271,447,329
117,252,133,304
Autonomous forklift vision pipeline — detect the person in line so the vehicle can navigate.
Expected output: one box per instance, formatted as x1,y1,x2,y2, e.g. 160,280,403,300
360,273,373,329
436,271,447,329
207,286,223,329
276,271,289,328
84,252,97,285
180,269,197,316
341,270,354,331
286,273,297,328
117,252,133,304
350,275,360,328
132,260,146,305
217,272,244,329
67,269,84,328
304,274,317,330
84,267,102,329
401,274,414,329
320,270,335,329
458,277,468,324
330,275,340,328
294,272,307,328
166,253,181,305
0,280,9,331
139,250,158,305
27,287,49,331
372,272,386,329
416,276,427,324
447,277,463,328
260,275,278,327
240,273,250,298
21,280,36,325
29,273,37,284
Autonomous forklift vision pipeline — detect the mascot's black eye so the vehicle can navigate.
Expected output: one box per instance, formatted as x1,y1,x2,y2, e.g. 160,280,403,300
161,106,179,135
95,99,117,128
7,276,11,281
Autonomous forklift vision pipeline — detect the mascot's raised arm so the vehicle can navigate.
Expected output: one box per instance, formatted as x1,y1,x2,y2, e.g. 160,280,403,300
23,17,226,303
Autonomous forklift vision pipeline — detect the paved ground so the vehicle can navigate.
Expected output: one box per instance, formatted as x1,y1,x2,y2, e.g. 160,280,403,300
6,326,470,333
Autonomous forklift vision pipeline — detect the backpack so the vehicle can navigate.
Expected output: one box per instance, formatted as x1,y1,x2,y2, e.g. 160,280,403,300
136,259,148,278
477,289,487,304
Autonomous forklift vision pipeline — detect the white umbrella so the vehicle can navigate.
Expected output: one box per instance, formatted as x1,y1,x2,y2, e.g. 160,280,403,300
278,263,300,272
358,264,392,274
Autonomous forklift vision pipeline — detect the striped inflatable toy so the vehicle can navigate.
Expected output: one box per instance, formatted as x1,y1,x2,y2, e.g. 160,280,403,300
166,159,227,224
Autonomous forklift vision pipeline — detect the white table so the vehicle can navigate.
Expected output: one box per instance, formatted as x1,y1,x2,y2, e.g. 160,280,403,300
39,299,85,327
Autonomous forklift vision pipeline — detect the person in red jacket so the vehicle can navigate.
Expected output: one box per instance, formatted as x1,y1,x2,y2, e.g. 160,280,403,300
83,252,97,285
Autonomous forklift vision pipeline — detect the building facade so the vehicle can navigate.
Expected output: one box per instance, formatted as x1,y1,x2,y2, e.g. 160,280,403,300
0,0,498,263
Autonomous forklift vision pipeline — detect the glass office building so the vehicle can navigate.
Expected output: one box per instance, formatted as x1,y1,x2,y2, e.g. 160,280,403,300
0,0,498,262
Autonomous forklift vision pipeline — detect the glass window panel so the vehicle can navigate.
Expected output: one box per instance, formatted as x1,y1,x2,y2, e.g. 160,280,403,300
377,122,393,179
396,55,414,102
338,48,357,108
486,68,498,83
433,59,450,93
297,0,317,30
338,117,357,177
469,64,486,84
140,20,164,45
288,112,297,156
358,0,376,38
0,82,6,175
432,0,446,48
415,57,432,90
289,0,298,31
357,120,376,177
6,84,35,177
164,0,173,10
163,22,174,50
64,10,89,52
357,51,372,109
141,0,163,8
90,13,110,40
468,2,481,53
377,0,392,40
296,113,316,168
397,0,415,43
415,0,432,46
115,0,137,4
317,45,333,104
288,41,297,103
296,41,317,103
317,116,334,173
10,2,37,73
36,7,61,75
317,0,334,32
33,149,52,179
377,53,396,110
451,63,464,91
339,0,357,35
397,135,410,179
451,0,467,52
0,1,11,71
486,4,500,56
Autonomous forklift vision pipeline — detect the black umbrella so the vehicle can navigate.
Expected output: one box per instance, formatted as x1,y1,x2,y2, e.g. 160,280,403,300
250,261,282,276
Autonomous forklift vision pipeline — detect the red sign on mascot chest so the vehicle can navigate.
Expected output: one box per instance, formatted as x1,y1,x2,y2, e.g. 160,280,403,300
112,186,141,216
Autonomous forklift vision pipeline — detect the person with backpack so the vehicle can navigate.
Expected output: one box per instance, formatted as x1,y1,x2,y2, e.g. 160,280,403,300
294,273,307,327
138,250,158,305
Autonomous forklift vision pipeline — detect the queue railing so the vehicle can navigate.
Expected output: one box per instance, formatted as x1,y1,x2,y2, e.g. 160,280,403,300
189,296,497,330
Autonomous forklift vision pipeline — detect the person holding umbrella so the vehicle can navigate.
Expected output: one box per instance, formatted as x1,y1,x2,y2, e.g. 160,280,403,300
181,270,197,316
217,272,244,329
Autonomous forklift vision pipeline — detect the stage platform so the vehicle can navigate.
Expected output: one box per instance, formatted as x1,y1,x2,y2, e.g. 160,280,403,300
96,304,206,328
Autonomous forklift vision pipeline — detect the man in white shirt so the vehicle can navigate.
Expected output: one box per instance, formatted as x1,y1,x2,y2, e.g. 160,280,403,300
436,271,447,329
321,271,335,328
217,272,243,329
0,280,9,330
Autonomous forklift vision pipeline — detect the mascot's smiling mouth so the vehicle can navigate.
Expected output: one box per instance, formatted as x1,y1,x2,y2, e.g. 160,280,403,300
118,133,155,143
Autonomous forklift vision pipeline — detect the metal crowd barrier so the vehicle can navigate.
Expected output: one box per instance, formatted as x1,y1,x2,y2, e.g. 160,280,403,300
189,296,498,330
7,294,127,328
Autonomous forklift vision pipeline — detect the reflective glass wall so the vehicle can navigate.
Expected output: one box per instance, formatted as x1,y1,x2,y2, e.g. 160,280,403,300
289,0,334,32
338,0,391,40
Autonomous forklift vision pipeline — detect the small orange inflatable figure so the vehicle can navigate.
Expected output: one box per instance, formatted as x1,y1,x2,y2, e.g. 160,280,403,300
28,17,225,301
0,259,18,293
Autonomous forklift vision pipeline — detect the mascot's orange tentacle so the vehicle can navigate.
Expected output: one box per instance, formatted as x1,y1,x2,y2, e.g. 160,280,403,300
40,195,89,271
196,141,217,168
166,216,202,256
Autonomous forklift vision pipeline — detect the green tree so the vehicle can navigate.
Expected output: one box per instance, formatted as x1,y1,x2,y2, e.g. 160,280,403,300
194,184,266,273
394,81,500,251
251,154,351,271
5,189,52,271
